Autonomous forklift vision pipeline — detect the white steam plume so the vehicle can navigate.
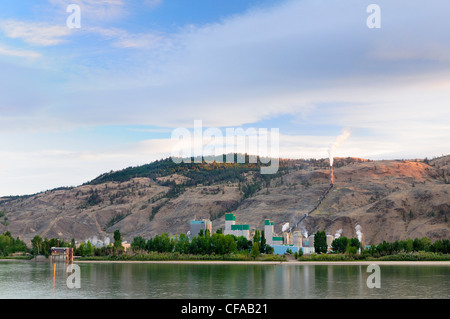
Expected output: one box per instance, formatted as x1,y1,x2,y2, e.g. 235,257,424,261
300,225,308,238
355,224,362,243
328,129,351,167
282,223,290,233
334,229,343,239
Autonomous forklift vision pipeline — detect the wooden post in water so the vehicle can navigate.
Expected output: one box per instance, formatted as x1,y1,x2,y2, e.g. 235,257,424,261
53,262,56,287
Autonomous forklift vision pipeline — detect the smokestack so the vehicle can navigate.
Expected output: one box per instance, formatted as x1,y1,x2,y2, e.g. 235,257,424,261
330,165,334,185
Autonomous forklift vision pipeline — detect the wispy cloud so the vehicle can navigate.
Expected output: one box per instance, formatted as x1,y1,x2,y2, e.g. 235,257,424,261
0,44,41,58
87,26,163,49
0,19,71,46
1,0,450,196
143,0,163,9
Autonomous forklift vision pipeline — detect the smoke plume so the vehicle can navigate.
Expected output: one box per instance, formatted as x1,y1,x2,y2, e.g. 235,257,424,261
328,129,351,167
282,223,290,233
300,225,308,238
355,224,362,243
334,229,343,239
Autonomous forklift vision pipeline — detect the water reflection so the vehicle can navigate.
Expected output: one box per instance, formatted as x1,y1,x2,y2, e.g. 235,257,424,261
0,262,448,299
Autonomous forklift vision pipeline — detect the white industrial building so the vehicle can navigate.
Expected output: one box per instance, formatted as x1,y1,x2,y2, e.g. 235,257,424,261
264,222,335,255
224,213,251,240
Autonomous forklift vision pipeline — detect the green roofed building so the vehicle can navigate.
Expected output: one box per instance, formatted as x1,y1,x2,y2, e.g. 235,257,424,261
231,224,250,231
272,237,283,245
225,214,236,221
224,213,251,240
264,219,275,245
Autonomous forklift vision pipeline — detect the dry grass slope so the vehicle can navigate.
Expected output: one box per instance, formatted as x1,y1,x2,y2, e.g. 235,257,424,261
0,156,448,245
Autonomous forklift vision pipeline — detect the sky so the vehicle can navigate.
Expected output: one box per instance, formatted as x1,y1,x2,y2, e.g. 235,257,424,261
0,0,449,196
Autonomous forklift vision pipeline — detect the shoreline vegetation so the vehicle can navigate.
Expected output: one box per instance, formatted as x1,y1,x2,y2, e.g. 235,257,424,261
1,229,450,263
3,250,450,264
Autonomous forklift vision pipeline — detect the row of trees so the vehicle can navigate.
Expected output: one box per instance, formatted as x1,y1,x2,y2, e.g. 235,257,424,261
130,229,273,258
0,231,27,257
30,236,73,257
365,237,450,256
331,236,361,254
312,231,362,255
6,229,448,259
313,230,449,256
28,230,124,258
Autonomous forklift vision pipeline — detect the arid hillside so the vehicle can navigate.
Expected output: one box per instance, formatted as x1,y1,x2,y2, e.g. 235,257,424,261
0,155,449,246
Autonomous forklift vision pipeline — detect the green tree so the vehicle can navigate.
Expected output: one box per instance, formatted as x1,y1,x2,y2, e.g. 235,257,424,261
31,235,43,256
160,233,174,253
85,241,94,256
131,236,146,251
346,246,358,255
0,233,12,256
253,229,261,246
314,230,327,254
421,237,432,252
174,233,190,254
236,236,250,251
113,229,122,248
211,233,226,255
349,238,361,251
331,237,348,253
413,238,424,251
224,235,237,254
264,244,274,254
405,238,414,253
260,230,267,254
77,242,85,256
251,241,260,259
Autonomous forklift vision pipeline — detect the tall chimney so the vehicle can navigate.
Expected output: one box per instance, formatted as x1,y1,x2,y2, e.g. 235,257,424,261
330,165,334,185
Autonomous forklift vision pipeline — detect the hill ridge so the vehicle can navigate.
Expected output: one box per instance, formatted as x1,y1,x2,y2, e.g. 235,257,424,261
0,155,448,245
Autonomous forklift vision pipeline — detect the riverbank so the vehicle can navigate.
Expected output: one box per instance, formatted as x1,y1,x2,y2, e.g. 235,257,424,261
72,259,450,266
2,258,449,266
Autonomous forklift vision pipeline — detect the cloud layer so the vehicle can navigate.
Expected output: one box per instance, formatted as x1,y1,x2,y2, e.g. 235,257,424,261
0,0,449,195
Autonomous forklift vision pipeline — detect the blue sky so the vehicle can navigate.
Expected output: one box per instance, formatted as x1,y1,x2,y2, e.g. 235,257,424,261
0,0,449,195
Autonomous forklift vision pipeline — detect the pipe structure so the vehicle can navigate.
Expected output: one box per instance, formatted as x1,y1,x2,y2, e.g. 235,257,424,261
289,183,333,233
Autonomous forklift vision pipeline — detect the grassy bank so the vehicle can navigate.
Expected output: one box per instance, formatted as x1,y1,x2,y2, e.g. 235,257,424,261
298,252,450,262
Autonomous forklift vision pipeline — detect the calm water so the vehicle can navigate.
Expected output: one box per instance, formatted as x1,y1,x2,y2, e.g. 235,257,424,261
0,261,449,299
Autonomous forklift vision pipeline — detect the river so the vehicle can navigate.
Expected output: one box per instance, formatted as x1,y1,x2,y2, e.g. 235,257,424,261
0,261,449,299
